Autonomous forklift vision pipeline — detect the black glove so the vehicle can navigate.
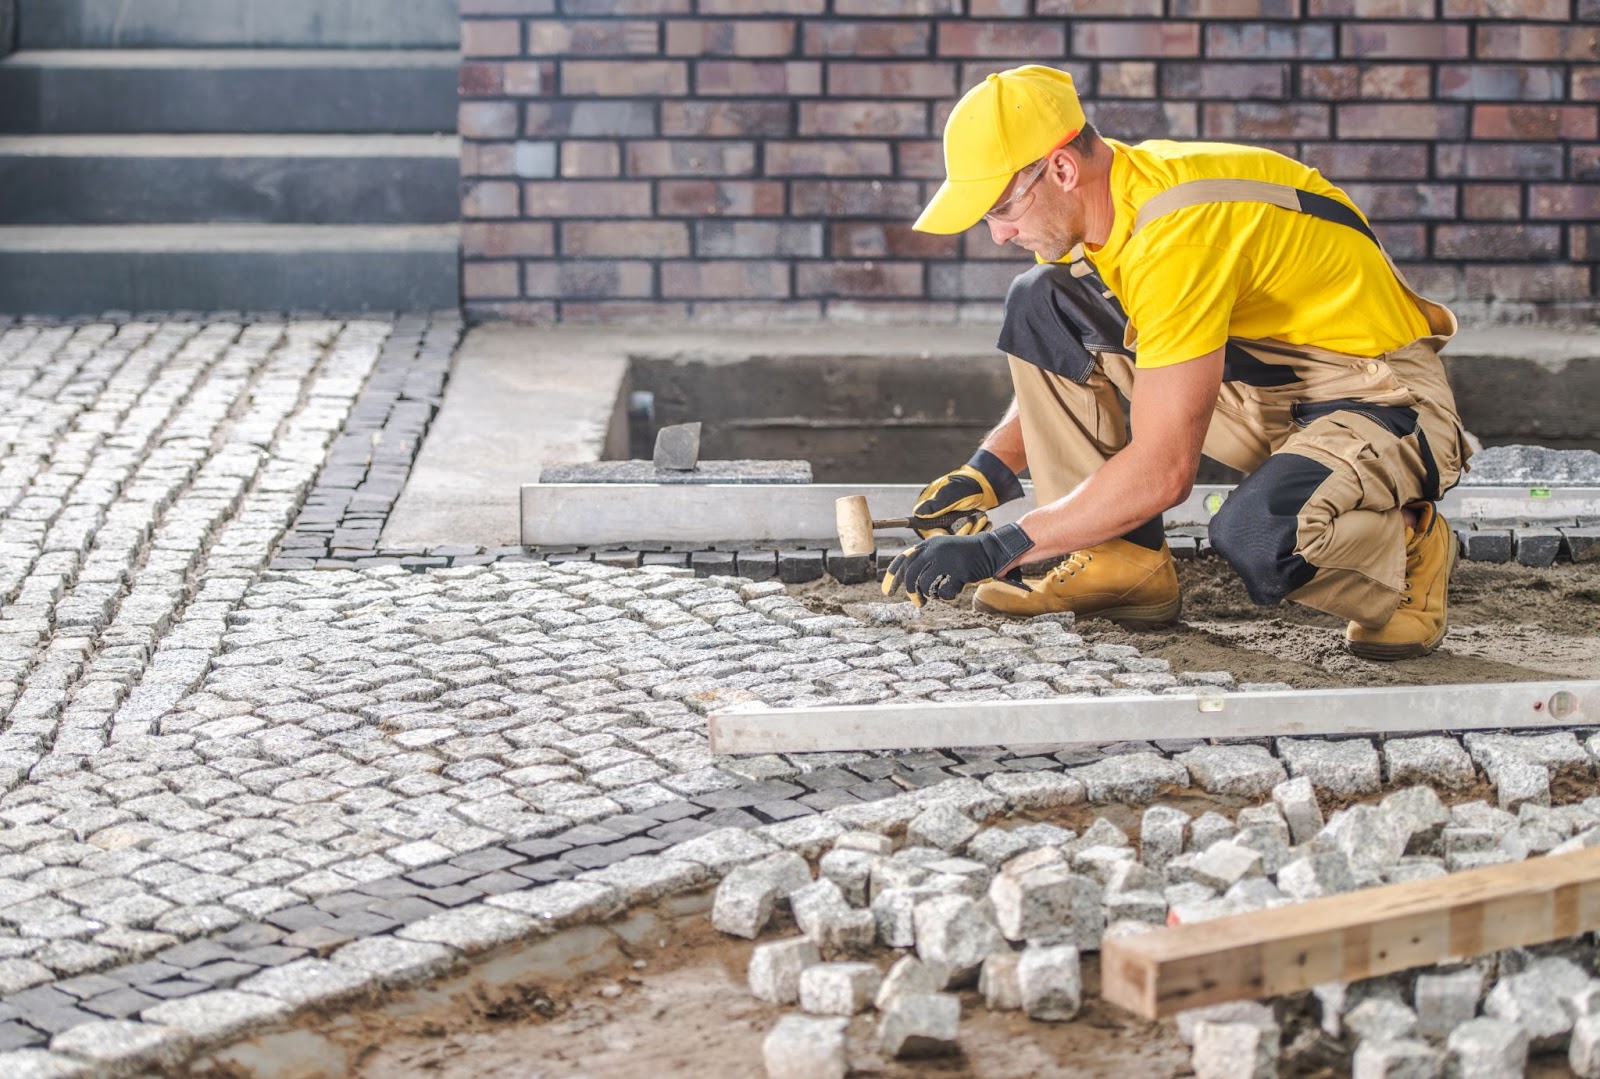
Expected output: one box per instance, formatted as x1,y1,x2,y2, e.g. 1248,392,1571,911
881,523,1036,607
910,449,1024,538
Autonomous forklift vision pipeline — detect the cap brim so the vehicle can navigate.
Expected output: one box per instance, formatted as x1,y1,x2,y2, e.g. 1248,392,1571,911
912,173,1012,235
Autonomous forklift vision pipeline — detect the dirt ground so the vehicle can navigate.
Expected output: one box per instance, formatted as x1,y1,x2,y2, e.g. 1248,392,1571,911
801,556,1600,689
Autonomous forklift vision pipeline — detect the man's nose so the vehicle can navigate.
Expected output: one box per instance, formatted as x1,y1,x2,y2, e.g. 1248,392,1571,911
986,217,1016,245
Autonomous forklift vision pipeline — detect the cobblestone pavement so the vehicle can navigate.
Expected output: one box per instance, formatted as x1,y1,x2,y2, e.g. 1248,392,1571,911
0,315,1594,1074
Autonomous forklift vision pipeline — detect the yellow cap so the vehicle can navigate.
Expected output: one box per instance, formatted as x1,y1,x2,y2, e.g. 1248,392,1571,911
913,65,1087,235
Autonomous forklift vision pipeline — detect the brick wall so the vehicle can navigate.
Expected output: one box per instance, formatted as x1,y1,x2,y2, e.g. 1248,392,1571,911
459,1,1600,324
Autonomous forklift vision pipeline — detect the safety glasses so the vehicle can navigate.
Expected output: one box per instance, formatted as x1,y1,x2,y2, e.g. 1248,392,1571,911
983,157,1050,223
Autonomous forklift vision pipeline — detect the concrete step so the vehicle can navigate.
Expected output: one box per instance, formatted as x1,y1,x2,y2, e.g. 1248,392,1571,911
0,224,460,315
0,134,461,224
18,0,459,49
0,50,459,133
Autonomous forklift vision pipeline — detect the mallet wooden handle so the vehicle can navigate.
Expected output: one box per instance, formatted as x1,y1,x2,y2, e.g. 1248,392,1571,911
836,495,980,558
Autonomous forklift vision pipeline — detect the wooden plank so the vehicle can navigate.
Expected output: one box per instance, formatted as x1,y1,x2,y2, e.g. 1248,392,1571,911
1101,844,1600,1019
520,481,1600,546
706,680,1600,754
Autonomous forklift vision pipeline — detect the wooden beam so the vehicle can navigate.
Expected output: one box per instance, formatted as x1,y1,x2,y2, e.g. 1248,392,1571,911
1102,844,1600,1019
706,680,1600,755
521,482,1600,546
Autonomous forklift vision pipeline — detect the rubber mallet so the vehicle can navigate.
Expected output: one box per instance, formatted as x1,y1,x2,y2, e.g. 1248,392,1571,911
834,495,978,557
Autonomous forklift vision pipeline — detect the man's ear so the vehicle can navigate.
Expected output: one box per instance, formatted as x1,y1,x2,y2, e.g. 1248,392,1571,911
1052,149,1081,193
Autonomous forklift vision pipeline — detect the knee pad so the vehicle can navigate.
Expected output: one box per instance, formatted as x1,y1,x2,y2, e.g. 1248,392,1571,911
997,262,1129,383
1208,452,1331,607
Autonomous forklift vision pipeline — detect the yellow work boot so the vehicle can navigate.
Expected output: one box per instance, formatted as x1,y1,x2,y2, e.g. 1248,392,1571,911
1346,502,1456,660
973,538,1181,627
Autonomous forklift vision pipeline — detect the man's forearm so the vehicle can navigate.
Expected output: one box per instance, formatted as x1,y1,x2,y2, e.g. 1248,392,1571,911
1013,445,1188,565
978,397,1027,475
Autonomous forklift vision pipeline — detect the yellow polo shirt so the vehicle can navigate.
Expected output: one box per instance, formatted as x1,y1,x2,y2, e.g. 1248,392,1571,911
1083,138,1431,369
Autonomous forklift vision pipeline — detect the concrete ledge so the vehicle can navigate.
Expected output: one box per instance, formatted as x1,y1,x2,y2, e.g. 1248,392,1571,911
18,0,459,48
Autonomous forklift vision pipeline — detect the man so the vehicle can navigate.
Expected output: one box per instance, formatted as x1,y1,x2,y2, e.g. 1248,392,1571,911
881,64,1469,660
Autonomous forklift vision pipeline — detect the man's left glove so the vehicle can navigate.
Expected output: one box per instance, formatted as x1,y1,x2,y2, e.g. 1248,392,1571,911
881,523,1036,607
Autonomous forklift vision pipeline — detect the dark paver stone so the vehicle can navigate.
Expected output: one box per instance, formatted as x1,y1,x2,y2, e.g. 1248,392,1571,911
314,891,376,915
216,924,286,949
366,897,447,924
509,861,579,884
283,927,355,956
20,1006,98,1035
641,800,702,823
594,815,657,839
701,807,763,830
1514,527,1564,567
691,551,737,578
111,961,184,987
187,960,262,987
405,864,478,888
0,1019,47,1051
893,769,953,790
798,789,862,811
826,548,874,585
354,877,428,900
1463,529,1513,562
468,871,531,896
561,845,637,871
846,760,905,781
735,550,778,581
778,549,825,584
140,980,210,1001
507,837,574,860
423,885,484,909
846,781,902,802
553,824,623,847
232,945,309,967
647,818,718,844
81,987,161,1020
793,768,860,793
751,800,815,823
6,987,74,1012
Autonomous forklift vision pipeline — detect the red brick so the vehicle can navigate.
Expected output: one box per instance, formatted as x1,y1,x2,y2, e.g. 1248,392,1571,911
697,61,823,96
1161,63,1289,100
1396,264,1462,301
1341,182,1458,219
1340,23,1469,59
936,21,1066,56
462,19,520,57
459,101,520,139
660,260,792,298
698,0,821,11
527,102,657,137
666,21,797,57
1098,62,1157,98
1206,23,1334,58
1372,222,1427,259
826,62,957,98
463,261,521,299
790,180,926,217
1436,224,1558,259
1531,185,1600,219
463,222,555,258
1461,184,1523,220
561,301,690,322
956,61,1092,96
687,301,824,323
1038,0,1160,11
525,261,655,299
459,62,503,97
560,141,621,177
1585,0,1600,20
523,181,652,217
694,221,824,257
930,262,1024,300
625,141,757,177
964,229,1025,259
662,101,793,137
1575,68,1600,102
526,20,659,55
1576,146,1600,181
1435,142,1566,179
562,222,691,257
1572,225,1600,261
833,223,960,259
765,141,894,176
1474,105,1599,140
1307,0,1433,14
1477,26,1600,62
1337,104,1468,139
972,0,1032,13
657,181,787,216
498,62,555,96
1300,142,1430,180
509,141,556,178
465,300,557,322
1462,265,1591,303
1170,0,1299,13
803,22,931,56
562,61,689,96
461,0,554,12
1440,65,1565,101
798,101,928,137
1302,65,1359,100
897,140,945,179
462,142,516,177
796,261,924,298
833,0,961,12
1073,22,1201,58
1203,103,1329,139
1088,101,1199,138
561,0,688,11
463,181,519,218
1443,0,1569,18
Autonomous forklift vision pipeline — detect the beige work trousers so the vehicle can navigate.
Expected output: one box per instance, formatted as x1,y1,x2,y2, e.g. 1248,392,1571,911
1009,336,1470,628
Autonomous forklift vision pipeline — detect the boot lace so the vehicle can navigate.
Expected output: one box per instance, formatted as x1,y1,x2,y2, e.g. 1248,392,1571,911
1049,551,1092,580
1400,525,1424,605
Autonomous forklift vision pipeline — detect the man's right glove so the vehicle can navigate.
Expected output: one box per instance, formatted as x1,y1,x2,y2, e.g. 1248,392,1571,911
910,448,1025,538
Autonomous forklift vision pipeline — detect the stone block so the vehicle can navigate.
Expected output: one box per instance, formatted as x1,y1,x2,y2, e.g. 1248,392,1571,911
1068,844,1136,883
1573,1014,1600,1078
979,951,1022,1011
877,992,960,1059
1176,1000,1276,1045
1384,737,1477,790
1271,776,1324,846
988,862,1100,946
1484,957,1590,1049
905,803,980,852
1192,1018,1281,1079
1277,851,1355,901
913,895,1007,988
818,848,879,907
1067,752,1188,802
762,1014,847,1079
48,1019,188,1072
1352,1038,1444,1079
876,955,939,1010
1492,759,1550,812
982,772,1085,809
871,885,942,948
1321,804,1415,874
1189,811,1236,852
1414,967,1482,1039
1445,1017,1527,1079
711,869,777,940
1176,745,1286,798
1191,840,1263,891
1381,786,1452,854
1346,998,1420,1043
1278,738,1382,796
1462,529,1512,563
798,961,881,1016
748,937,821,1005
1140,805,1189,870
653,423,701,471
1514,527,1564,567
1017,944,1081,1021
791,879,874,956
834,831,892,856
541,459,813,485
